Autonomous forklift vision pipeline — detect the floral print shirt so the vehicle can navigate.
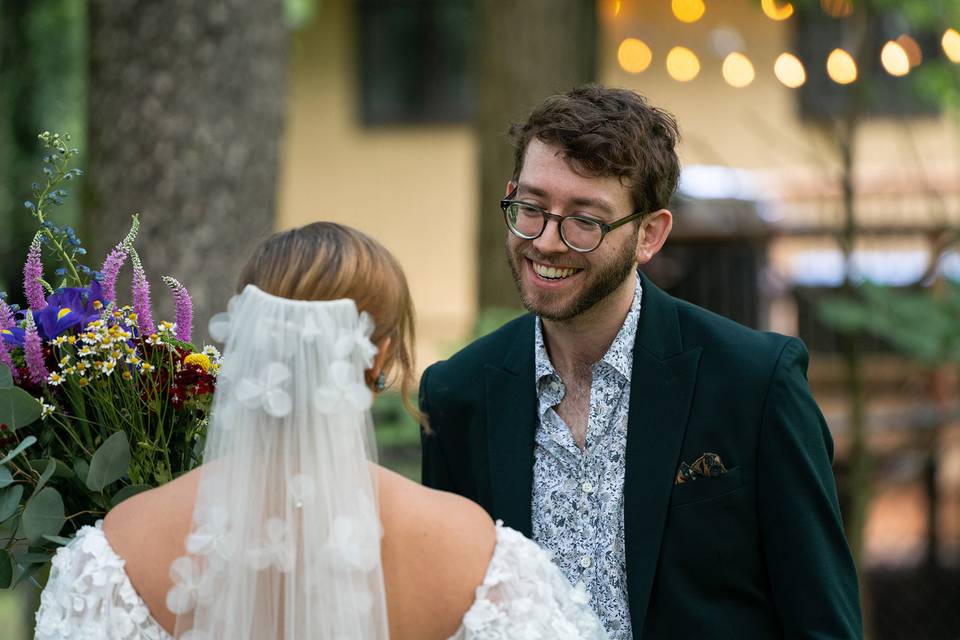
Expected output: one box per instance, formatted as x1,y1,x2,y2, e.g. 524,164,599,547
531,280,642,640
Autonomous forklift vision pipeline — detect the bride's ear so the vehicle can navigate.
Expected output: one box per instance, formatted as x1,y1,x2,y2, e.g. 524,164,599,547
366,337,392,391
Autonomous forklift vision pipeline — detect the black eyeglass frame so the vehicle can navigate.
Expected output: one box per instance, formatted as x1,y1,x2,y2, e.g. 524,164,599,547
499,187,646,253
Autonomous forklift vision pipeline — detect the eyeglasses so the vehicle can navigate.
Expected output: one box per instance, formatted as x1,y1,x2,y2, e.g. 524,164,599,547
500,187,645,253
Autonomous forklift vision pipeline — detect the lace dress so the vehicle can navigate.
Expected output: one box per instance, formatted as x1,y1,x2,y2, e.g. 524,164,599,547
35,521,607,639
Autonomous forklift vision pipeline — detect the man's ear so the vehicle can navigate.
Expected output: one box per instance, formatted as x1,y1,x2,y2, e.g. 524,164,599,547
505,180,517,196
635,209,673,265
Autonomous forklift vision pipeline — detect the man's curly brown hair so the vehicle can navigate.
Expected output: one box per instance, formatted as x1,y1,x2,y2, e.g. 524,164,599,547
509,84,681,215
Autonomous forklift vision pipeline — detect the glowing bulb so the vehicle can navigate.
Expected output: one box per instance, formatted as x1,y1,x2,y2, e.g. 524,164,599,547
826,48,857,84
761,0,794,20
896,35,922,68
820,0,853,18
880,41,910,77
666,46,701,82
722,52,755,88
943,28,960,63
614,0,622,16
618,38,653,74
672,0,705,23
774,52,806,88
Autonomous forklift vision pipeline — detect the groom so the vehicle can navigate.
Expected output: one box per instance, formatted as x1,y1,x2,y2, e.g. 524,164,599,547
420,85,862,639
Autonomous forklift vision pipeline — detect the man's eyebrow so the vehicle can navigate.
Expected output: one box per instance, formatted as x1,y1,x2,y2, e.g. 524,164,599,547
517,184,615,215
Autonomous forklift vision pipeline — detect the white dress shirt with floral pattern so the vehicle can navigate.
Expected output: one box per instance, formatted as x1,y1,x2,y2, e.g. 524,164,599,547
531,280,642,640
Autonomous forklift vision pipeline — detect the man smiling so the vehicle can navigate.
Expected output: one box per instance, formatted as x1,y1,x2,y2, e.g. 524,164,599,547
420,85,862,639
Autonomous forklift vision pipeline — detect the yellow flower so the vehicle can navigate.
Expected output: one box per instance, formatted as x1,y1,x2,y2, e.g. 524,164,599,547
59,355,72,367
67,336,77,345
53,336,68,346
122,370,133,381
157,321,176,334
183,353,212,373
93,300,104,310
140,362,156,374
47,372,64,386
78,377,90,388
63,366,76,375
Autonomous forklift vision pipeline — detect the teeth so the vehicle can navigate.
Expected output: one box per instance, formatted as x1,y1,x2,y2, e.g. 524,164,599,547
533,262,578,280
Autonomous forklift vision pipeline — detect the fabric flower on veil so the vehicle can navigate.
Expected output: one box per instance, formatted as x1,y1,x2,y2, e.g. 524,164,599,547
332,311,378,368
167,556,217,615
235,362,293,418
245,518,296,573
314,360,373,414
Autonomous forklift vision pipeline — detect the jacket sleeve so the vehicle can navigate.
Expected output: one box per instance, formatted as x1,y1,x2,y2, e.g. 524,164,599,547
757,338,863,639
419,364,455,491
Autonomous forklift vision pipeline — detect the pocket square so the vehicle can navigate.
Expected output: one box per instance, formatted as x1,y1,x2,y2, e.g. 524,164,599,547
675,452,727,485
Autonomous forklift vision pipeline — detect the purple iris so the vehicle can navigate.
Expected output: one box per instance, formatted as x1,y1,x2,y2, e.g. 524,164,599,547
0,325,25,347
34,280,108,341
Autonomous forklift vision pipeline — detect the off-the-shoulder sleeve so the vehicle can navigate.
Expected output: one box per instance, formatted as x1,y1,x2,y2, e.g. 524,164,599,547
34,522,172,640
449,522,608,640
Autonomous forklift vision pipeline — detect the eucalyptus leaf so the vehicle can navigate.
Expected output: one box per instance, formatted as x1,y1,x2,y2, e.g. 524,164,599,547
0,435,36,465
0,549,11,589
11,561,43,589
110,484,153,507
27,457,72,479
86,432,131,492
22,487,65,544
32,459,57,498
13,552,51,565
0,387,42,431
0,363,12,389
0,484,24,523
0,465,11,488
42,534,72,545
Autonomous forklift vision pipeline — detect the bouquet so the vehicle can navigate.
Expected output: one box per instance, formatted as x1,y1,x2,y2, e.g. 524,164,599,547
0,132,218,589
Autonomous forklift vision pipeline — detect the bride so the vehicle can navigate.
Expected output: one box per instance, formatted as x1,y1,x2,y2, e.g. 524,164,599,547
34,222,606,639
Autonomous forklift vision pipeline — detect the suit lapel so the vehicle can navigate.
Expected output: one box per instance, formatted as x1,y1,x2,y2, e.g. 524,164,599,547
625,274,702,634
484,315,537,538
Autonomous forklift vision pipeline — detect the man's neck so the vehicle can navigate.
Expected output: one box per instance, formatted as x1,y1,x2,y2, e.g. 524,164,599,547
541,272,638,374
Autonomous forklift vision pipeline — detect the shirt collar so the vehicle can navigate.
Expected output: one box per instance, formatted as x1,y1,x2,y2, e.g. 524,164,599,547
534,278,643,392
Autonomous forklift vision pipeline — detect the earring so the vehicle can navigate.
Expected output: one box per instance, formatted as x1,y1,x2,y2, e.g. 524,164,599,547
375,373,386,393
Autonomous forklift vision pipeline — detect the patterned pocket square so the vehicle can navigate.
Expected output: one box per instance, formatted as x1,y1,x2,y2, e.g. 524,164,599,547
675,452,728,485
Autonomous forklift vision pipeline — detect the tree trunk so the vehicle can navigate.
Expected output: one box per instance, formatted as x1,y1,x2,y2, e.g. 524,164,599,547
475,0,596,310
86,0,289,340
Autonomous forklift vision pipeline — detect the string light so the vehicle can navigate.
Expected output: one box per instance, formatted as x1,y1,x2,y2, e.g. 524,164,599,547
722,52,755,88
618,38,653,73
672,0,706,24
896,35,922,68
666,46,701,82
826,48,857,84
820,0,853,18
880,41,910,77
761,0,794,21
943,28,960,63
774,52,806,88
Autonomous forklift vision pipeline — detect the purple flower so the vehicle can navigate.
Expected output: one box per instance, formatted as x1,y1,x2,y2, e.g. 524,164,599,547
99,246,128,303
35,280,108,340
23,236,46,311
0,300,13,331
24,315,48,385
132,259,155,336
163,277,193,343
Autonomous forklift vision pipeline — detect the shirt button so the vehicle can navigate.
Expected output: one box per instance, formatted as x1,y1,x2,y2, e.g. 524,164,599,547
579,555,592,569
581,481,594,494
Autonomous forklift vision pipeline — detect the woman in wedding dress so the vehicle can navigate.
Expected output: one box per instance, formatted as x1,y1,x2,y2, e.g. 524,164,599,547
34,222,606,639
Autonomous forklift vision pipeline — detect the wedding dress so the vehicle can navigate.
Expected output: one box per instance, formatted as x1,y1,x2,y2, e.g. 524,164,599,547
34,285,606,640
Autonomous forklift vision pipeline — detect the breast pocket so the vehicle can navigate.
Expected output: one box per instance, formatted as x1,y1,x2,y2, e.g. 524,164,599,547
668,466,744,508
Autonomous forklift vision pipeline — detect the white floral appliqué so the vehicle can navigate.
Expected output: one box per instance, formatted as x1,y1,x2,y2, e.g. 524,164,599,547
166,555,216,615
235,362,293,418
245,517,295,573
332,311,378,368
314,361,372,414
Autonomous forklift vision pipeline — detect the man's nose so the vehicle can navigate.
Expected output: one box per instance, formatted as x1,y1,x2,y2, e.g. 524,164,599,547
532,219,568,254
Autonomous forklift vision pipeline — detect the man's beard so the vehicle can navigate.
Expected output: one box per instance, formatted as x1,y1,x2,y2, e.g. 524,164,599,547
507,238,636,322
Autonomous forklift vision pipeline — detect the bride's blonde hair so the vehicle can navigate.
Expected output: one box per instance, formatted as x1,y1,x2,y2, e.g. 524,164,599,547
237,222,421,423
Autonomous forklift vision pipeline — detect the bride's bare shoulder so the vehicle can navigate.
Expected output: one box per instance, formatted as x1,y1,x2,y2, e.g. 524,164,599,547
376,466,496,639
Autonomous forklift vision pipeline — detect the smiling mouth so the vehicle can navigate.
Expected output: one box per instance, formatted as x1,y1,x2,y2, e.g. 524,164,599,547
530,260,582,280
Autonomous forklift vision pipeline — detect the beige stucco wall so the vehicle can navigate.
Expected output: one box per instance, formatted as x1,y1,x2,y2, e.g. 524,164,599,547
278,0,959,363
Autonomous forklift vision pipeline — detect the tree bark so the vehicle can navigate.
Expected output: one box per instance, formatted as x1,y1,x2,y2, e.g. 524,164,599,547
86,0,289,340
475,0,596,310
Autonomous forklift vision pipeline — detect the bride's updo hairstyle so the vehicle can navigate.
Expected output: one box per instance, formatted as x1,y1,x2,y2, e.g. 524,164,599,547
237,221,420,421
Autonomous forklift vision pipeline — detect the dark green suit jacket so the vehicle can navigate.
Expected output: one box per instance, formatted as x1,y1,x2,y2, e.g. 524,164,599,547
420,273,862,639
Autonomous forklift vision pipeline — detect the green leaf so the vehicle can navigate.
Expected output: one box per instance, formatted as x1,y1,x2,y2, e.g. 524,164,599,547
72,459,89,485
0,484,24,523
42,534,72,545
0,387,42,431
0,550,11,589
27,457,72,480
13,552,51,565
110,484,153,508
0,436,36,465
32,459,57,498
0,364,12,389
0,466,11,488
85,432,131,492
22,487,65,544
